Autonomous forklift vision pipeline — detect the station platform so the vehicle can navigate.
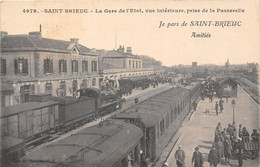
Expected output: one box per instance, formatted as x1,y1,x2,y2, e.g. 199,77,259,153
164,85,259,167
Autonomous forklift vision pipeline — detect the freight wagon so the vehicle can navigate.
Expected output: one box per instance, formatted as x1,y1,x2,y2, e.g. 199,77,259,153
1,86,124,138
1,101,60,140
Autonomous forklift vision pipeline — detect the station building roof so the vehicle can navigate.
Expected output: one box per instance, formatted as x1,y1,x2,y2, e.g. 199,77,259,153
1,32,97,56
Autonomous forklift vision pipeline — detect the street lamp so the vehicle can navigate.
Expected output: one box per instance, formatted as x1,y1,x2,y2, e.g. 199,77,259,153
231,99,236,124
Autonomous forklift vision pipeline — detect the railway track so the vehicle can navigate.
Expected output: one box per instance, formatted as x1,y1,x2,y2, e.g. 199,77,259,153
235,76,259,104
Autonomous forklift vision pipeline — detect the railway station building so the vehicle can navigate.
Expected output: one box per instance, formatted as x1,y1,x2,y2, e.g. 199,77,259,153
0,31,99,106
216,77,238,98
98,46,155,87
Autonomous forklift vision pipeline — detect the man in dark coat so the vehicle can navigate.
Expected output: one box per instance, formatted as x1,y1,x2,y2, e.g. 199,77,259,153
219,98,224,113
215,102,219,116
216,140,224,160
251,129,259,159
242,127,250,142
134,97,139,104
175,145,186,167
193,101,198,111
208,146,219,167
238,124,243,138
251,129,259,142
192,147,204,167
224,138,232,164
227,124,234,137
233,138,244,167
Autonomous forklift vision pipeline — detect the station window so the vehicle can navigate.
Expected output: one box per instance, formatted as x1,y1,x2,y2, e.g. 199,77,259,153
44,58,53,74
129,60,131,68
72,80,78,95
92,78,96,86
72,60,78,73
82,60,88,72
91,61,97,72
60,81,66,96
14,58,28,74
59,59,67,73
1,58,6,75
45,83,52,94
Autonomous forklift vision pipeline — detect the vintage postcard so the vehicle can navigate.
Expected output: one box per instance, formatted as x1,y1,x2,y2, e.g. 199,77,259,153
0,0,259,167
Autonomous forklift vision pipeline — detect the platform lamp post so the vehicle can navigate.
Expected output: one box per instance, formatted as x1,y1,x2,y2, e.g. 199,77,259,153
231,99,236,124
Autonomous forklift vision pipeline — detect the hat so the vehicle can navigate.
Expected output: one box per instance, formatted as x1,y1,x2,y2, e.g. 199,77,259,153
237,138,242,141
195,146,199,150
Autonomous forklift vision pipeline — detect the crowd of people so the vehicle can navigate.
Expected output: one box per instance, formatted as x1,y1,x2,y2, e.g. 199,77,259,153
209,122,260,167
200,78,218,101
169,123,259,167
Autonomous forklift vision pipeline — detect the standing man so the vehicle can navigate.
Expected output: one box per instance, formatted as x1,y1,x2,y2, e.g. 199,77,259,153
193,101,198,111
234,138,244,167
219,98,224,113
192,146,204,167
175,145,186,167
238,124,243,138
215,102,219,116
224,138,232,164
208,146,219,167
134,97,139,104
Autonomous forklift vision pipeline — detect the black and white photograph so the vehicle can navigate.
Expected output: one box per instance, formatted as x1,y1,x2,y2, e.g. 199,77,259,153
0,0,259,166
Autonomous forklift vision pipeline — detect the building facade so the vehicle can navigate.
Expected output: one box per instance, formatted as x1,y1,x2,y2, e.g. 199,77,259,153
98,46,155,87
0,31,99,106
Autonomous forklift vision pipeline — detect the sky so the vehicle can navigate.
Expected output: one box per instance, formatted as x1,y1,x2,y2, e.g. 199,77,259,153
0,0,259,67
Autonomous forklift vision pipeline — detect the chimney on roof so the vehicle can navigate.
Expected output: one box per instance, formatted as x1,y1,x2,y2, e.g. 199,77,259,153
70,38,79,44
29,31,42,39
126,47,132,54
0,31,8,38
117,45,125,53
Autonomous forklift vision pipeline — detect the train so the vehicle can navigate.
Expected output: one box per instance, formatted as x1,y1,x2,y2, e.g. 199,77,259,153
3,119,143,167
118,74,174,96
0,87,124,149
2,82,202,167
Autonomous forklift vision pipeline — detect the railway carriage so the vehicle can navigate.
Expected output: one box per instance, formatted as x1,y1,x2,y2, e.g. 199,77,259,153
13,119,143,167
113,87,192,164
